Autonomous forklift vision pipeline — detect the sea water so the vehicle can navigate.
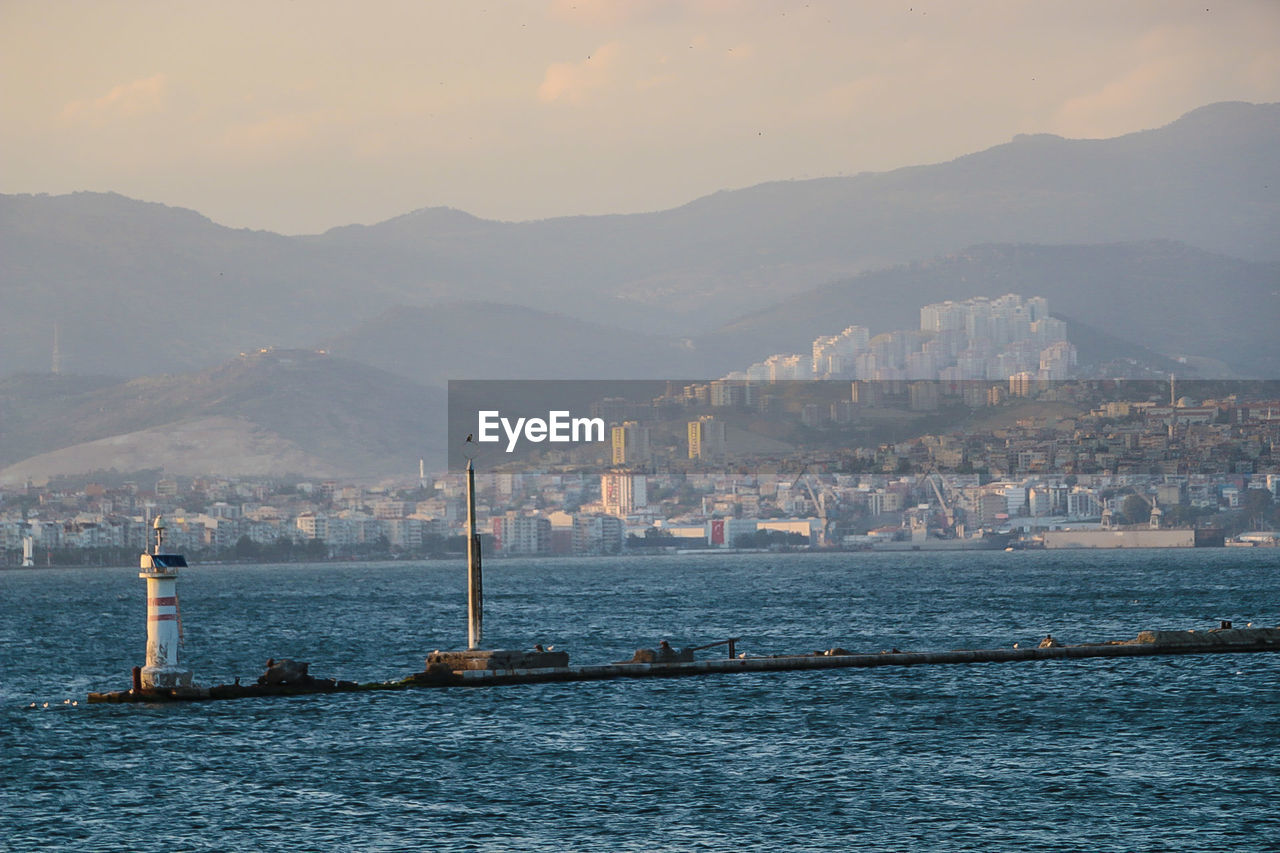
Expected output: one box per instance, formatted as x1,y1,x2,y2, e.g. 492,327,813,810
2,549,1278,850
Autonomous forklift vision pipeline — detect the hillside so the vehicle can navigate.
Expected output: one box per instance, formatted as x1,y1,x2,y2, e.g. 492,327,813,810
697,242,1280,378
0,351,444,484
321,301,701,384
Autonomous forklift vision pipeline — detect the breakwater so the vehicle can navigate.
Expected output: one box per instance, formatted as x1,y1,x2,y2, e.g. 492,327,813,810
87,625,1280,703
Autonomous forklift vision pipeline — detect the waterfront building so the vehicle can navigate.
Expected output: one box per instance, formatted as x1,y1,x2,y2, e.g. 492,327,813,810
601,471,647,517
491,512,551,555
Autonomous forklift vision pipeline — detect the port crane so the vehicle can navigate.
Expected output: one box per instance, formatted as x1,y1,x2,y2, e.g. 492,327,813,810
789,461,836,547
924,470,955,530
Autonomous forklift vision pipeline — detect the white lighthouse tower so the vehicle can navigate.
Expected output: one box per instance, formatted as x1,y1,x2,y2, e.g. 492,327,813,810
138,516,193,689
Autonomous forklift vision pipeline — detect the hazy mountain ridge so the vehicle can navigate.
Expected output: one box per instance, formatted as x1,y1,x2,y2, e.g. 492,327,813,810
305,101,1278,324
0,102,1275,481
2,101,1276,380
697,241,1280,378
0,191,397,375
321,300,701,385
0,248,1267,483
0,352,444,483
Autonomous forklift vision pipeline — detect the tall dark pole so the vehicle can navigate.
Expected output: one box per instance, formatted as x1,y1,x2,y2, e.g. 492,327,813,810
466,458,483,650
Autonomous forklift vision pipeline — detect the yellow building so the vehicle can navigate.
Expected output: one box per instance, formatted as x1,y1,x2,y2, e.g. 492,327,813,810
688,416,726,460
611,421,650,466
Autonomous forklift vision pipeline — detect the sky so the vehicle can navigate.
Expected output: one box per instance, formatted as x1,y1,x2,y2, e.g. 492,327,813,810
3,0,1278,235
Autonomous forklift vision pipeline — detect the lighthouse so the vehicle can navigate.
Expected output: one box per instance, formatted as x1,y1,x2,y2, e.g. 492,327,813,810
138,516,193,689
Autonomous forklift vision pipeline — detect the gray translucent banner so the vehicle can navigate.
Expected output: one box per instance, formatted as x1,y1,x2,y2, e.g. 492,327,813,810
447,378,1280,475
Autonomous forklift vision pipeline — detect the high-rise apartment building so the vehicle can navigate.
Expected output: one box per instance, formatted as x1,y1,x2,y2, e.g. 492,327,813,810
601,471,647,517
688,416,727,461
610,421,651,466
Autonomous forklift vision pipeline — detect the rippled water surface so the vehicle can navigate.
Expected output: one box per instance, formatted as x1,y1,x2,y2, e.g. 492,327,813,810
3,549,1279,850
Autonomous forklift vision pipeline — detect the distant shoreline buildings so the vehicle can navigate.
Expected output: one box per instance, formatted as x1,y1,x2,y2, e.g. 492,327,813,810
3,388,1276,563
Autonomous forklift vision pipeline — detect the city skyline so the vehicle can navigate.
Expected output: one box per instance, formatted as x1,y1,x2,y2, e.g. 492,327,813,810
6,379,1277,563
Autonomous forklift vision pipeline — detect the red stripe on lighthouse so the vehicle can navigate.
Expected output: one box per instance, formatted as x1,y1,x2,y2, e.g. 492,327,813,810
148,596,177,606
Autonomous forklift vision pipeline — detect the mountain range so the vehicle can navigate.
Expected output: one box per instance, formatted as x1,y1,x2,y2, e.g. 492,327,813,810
1,100,1276,480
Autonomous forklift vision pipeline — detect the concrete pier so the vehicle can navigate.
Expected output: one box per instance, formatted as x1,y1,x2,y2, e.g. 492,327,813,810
427,649,570,672
88,626,1280,704
414,626,1280,688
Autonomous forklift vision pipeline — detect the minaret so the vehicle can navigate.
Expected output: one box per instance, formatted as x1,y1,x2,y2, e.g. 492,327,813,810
138,516,193,689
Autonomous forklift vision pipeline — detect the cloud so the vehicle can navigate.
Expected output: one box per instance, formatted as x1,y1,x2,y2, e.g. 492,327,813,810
61,73,168,122
537,42,622,103
547,0,692,27
217,111,327,156
1051,56,1185,138
793,75,889,122
1048,20,1278,139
